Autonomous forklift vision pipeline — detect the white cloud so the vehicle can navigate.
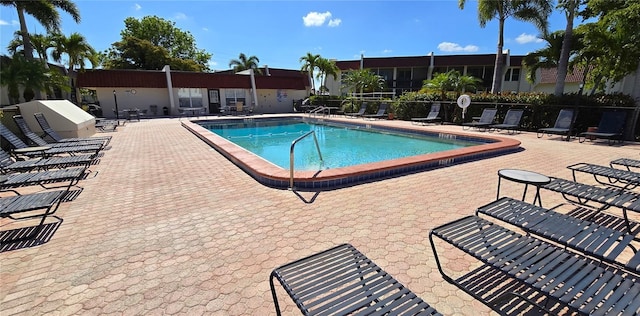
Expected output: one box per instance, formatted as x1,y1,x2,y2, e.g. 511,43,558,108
382,49,392,54
134,3,142,11
202,27,209,32
0,19,19,27
303,11,334,27
328,18,341,27
515,33,543,44
437,42,479,53
0,20,8,26
174,12,188,20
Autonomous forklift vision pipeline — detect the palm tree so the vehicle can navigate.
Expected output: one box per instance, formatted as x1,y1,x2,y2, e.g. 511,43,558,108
555,0,581,96
8,32,56,66
228,53,260,73
458,0,552,94
0,0,80,62
299,52,320,93
341,69,385,96
0,54,68,103
315,57,339,94
51,32,97,104
522,31,565,83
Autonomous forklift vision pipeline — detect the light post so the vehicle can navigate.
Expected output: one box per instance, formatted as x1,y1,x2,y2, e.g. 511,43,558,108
113,90,119,120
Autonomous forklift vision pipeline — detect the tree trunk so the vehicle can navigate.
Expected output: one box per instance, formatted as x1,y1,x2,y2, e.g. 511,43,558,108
491,18,505,94
629,60,640,141
16,5,43,100
555,2,576,96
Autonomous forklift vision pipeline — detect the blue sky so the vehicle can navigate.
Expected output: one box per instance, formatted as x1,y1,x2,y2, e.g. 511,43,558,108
0,1,575,71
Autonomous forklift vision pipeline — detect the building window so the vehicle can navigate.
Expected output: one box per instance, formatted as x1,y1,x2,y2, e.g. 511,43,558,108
178,88,203,108
504,68,521,82
225,89,246,106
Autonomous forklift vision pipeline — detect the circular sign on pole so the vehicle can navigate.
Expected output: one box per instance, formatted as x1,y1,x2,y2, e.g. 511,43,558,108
457,94,472,120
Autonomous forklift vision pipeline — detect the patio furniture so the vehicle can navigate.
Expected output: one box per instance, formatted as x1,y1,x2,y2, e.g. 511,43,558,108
33,113,111,146
568,162,640,190
489,109,524,134
537,108,577,141
1,149,95,173
579,111,627,145
611,158,640,171
270,243,442,316
1,166,89,191
430,215,640,315
11,116,105,154
1,190,68,241
344,102,367,118
362,103,388,120
542,177,640,236
477,197,638,269
496,169,550,206
461,108,497,130
411,102,442,125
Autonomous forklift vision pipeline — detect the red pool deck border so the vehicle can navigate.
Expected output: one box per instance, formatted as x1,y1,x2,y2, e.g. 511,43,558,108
182,116,521,190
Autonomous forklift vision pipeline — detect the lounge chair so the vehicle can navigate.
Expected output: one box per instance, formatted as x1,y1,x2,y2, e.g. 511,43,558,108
411,102,442,125
1,190,68,241
362,103,388,120
461,108,497,130
611,157,640,171
34,113,111,146
489,109,524,134
430,215,640,314
0,122,98,158
537,108,577,141
1,149,95,173
579,111,627,145
1,166,88,191
568,162,640,190
344,102,367,118
12,116,105,153
270,243,442,316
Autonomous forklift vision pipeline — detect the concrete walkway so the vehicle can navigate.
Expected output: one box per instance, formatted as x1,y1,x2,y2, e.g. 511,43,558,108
2,116,639,315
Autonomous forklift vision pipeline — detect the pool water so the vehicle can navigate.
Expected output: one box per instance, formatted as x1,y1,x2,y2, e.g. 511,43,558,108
205,120,478,171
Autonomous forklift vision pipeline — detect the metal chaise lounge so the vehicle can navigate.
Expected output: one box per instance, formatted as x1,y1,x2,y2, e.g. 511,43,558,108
1,166,89,192
411,102,442,125
344,102,367,118
0,123,99,158
489,109,524,134
11,117,104,155
1,189,68,241
477,197,638,270
34,112,112,146
579,110,627,145
362,103,388,120
568,162,640,190
537,108,577,141
270,243,442,316
1,149,95,173
611,158,640,171
461,108,497,130
430,215,640,315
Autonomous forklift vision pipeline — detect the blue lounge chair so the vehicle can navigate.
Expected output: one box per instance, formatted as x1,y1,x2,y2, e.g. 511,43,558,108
489,109,524,134
411,102,442,125
12,116,105,153
579,111,627,145
537,108,577,141
462,108,497,130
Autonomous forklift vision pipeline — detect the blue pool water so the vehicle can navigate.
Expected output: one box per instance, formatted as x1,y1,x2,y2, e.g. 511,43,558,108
203,119,479,171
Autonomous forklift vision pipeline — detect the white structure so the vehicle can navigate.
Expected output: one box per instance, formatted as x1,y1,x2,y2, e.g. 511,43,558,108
16,100,96,138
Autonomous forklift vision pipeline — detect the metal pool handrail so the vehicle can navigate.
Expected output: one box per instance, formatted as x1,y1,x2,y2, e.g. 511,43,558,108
290,130,323,189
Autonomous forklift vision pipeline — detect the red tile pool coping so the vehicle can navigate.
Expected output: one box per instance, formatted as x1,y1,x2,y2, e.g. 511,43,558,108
182,116,521,190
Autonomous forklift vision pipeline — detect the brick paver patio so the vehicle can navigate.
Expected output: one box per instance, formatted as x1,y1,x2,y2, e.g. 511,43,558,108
2,116,639,315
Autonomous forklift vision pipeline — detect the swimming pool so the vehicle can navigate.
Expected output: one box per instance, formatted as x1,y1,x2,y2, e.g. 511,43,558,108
203,120,478,171
182,116,521,190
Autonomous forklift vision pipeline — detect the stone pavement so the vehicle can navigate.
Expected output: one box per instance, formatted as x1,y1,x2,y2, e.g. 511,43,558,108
1,116,639,315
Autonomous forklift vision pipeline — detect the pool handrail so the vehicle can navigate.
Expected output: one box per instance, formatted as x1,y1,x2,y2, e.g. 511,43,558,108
289,130,323,189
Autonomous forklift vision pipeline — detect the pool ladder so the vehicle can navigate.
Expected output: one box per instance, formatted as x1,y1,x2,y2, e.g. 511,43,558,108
290,131,323,189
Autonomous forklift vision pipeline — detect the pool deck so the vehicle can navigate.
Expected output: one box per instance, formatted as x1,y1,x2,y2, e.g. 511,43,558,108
2,114,639,315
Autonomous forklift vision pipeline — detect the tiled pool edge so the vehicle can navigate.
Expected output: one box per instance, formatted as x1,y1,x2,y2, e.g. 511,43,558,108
182,117,521,190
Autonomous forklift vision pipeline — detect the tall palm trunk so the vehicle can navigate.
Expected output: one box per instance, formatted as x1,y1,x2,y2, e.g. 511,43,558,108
491,16,506,94
555,1,577,96
16,4,44,100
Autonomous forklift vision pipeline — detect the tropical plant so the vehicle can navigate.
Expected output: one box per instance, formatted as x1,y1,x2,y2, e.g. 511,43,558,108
554,0,583,96
299,52,320,93
0,0,80,62
522,30,583,83
315,57,339,94
0,54,70,104
229,53,261,73
458,0,552,94
341,69,386,96
7,31,56,65
50,32,97,103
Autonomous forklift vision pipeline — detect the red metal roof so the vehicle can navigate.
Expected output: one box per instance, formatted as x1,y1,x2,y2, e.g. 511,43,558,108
77,69,309,90
539,66,587,84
